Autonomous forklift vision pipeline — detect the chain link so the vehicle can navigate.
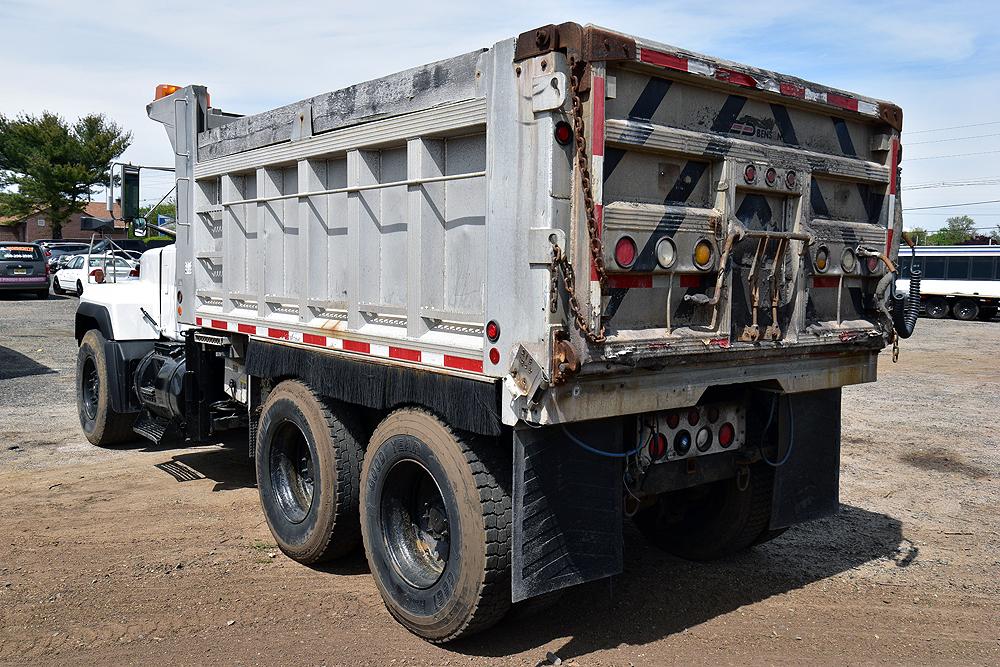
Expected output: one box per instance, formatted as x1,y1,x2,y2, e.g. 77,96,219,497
549,62,607,345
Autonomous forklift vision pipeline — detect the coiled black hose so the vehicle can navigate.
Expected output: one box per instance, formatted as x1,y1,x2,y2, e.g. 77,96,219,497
891,265,921,339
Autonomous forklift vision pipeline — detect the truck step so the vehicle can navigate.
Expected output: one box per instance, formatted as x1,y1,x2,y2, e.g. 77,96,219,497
132,412,170,444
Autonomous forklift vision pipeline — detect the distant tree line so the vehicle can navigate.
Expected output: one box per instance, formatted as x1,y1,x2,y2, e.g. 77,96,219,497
908,216,1000,246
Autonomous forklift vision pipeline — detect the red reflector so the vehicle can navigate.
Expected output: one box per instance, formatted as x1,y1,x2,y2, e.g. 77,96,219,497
813,276,839,289
343,339,369,353
648,433,668,459
210,319,227,330
488,347,500,365
665,412,680,429
614,236,637,268
554,121,573,146
678,274,701,288
389,346,421,362
719,422,735,448
303,333,326,346
687,408,700,426
486,320,500,343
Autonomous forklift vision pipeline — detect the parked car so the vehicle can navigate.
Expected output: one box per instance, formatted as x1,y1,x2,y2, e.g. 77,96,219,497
0,242,50,299
53,254,138,296
46,243,92,271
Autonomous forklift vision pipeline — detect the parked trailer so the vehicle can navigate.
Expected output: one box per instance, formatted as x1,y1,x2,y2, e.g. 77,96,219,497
74,22,919,641
896,245,999,320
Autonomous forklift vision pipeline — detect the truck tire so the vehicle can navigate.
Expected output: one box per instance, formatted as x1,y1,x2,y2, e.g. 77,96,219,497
76,329,136,446
953,299,979,321
633,463,774,561
924,297,949,319
360,409,511,643
255,380,364,564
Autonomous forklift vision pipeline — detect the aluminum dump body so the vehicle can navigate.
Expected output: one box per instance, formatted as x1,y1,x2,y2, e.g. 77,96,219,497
153,22,902,427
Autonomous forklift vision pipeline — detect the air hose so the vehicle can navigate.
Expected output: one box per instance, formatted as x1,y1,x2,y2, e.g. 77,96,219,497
891,234,921,339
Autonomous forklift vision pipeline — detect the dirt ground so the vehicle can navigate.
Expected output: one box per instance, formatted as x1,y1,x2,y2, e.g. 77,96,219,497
1,292,998,666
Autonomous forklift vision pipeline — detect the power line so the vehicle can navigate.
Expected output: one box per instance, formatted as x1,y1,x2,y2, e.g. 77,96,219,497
905,120,1000,135
904,199,1000,211
906,150,1000,161
903,177,1000,191
905,212,1000,216
906,132,1000,146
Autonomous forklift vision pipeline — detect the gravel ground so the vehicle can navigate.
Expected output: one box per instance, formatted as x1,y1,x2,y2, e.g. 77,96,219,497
0,291,998,665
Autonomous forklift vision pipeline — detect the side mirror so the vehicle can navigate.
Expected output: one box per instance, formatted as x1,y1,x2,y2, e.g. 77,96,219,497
133,217,147,237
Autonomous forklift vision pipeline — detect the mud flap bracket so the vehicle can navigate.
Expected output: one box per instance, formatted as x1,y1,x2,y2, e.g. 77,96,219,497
512,420,623,602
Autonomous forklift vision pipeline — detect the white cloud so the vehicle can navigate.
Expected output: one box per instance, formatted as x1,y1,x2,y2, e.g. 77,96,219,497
2,0,998,228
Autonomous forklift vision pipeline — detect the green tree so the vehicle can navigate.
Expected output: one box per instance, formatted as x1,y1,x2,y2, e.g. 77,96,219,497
907,227,929,245
926,215,976,246
0,112,131,239
990,225,1000,245
137,199,176,239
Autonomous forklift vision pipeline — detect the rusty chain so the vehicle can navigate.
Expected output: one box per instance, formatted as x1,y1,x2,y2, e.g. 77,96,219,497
549,61,607,345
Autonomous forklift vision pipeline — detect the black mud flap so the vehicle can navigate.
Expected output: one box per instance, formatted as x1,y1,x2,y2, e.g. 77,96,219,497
769,387,842,529
512,420,623,602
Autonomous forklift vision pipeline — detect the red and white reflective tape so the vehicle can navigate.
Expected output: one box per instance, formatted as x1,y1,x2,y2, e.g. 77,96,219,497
194,317,484,374
605,273,705,289
637,46,879,118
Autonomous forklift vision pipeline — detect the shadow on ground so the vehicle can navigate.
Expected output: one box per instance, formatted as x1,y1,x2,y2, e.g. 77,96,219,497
0,345,57,380
151,432,256,492
452,503,906,659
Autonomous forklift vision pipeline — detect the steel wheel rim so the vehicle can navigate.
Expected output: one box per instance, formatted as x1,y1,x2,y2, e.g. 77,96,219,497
269,421,315,523
956,303,974,319
380,458,450,589
81,357,99,421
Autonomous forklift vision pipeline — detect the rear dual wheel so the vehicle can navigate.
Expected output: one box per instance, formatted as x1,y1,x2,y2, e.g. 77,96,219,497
256,381,364,563
924,297,949,319
634,463,775,560
953,299,979,321
361,409,512,642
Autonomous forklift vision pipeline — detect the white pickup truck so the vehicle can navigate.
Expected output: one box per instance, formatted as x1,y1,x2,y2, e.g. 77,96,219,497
74,22,918,642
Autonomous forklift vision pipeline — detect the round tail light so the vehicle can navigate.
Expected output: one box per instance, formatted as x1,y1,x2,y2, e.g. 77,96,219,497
554,121,573,146
693,240,713,269
655,237,676,269
673,430,692,456
841,248,857,273
719,422,735,448
648,433,668,459
744,163,757,183
695,427,712,452
486,320,500,343
687,408,700,426
785,170,797,188
614,236,637,268
665,412,680,429
814,246,829,273
707,406,720,423
765,167,777,186
488,347,501,365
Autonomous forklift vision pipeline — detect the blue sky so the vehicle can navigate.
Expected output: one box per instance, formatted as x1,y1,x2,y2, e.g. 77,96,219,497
2,0,998,234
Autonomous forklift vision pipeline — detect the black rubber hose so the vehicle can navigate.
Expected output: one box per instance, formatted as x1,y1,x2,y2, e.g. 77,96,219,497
891,266,921,339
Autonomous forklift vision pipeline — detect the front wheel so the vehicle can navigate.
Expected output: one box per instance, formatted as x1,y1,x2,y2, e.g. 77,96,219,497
633,463,775,561
76,330,136,446
361,409,511,642
953,299,979,321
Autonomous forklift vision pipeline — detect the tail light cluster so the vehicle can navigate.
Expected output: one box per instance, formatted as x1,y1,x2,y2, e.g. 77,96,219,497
743,162,798,190
609,235,716,271
641,403,745,463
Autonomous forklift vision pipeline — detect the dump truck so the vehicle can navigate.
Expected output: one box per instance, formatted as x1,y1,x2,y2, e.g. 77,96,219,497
74,22,920,642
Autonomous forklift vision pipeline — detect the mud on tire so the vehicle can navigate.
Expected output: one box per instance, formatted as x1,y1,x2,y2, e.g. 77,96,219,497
76,329,136,446
256,380,365,564
360,409,512,643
